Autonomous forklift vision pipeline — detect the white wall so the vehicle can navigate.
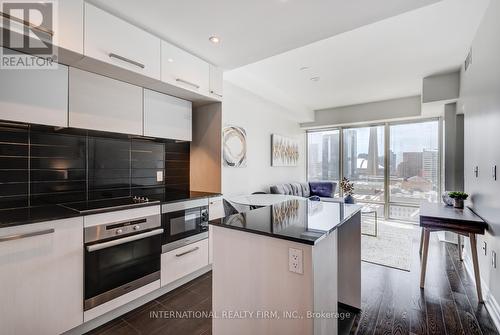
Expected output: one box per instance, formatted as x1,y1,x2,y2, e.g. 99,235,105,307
459,0,500,325
222,82,306,196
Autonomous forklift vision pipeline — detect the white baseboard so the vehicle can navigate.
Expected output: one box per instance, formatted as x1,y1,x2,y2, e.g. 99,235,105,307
463,254,500,332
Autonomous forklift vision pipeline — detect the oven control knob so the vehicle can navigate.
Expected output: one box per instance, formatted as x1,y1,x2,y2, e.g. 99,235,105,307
133,225,140,231
116,229,123,235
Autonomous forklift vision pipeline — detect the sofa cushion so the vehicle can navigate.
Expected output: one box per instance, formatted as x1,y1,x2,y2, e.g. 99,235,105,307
270,183,303,196
309,181,336,198
290,183,303,196
300,183,310,197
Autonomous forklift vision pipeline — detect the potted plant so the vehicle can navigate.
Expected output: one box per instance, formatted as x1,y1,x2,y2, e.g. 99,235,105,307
340,177,355,204
448,191,469,209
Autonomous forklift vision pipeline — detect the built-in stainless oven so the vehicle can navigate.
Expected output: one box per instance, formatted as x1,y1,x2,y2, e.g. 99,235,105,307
84,214,162,311
162,199,209,253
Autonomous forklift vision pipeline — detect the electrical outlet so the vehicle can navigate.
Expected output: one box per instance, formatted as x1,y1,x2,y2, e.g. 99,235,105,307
492,251,497,269
289,248,303,274
483,242,487,256
474,166,479,178
156,170,164,182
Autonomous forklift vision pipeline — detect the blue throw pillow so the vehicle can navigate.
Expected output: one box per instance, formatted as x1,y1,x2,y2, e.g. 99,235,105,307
309,182,334,198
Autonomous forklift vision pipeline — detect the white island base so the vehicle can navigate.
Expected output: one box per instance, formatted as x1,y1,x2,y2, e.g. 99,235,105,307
210,209,361,335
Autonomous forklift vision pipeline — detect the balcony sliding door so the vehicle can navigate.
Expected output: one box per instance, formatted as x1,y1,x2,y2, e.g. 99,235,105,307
388,120,440,221
343,125,385,217
306,119,441,223
307,129,340,196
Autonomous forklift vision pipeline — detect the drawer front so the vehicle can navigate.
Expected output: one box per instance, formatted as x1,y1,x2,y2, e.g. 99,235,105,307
161,40,209,95
0,217,84,335
84,3,161,80
161,239,209,286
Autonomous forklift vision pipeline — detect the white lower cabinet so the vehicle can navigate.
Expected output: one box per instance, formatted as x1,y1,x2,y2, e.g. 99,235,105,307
0,217,84,335
161,239,209,286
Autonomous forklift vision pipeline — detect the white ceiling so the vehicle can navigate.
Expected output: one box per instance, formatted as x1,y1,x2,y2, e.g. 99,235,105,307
225,0,490,121
88,0,440,70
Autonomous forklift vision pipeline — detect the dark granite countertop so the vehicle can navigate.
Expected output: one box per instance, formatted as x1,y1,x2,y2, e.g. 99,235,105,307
209,198,362,245
159,191,222,204
0,191,222,229
0,205,82,228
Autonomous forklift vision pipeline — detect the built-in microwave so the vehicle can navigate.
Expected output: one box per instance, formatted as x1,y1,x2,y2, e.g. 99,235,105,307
161,199,209,253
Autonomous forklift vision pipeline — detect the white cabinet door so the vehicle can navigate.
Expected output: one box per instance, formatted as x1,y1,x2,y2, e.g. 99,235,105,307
161,239,209,286
58,0,84,56
209,65,223,99
161,40,210,95
84,3,161,80
69,67,143,135
209,196,224,221
0,217,84,335
144,89,192,141
0,52,68,127
0,0,83,62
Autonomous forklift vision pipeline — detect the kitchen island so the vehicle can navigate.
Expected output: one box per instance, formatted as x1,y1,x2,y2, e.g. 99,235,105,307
209,198,362,335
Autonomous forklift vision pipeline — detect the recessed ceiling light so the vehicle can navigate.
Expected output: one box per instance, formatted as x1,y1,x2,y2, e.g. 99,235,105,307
167,58,174,63
299,66,309,71
310,77,320,81
209,35,220,44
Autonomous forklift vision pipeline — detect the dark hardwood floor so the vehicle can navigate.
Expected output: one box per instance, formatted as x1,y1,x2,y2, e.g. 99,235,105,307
351,230,498,335
85,272,212,335
87,229,499,335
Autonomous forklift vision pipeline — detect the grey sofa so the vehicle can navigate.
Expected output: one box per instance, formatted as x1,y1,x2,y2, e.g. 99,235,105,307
269,181,337,200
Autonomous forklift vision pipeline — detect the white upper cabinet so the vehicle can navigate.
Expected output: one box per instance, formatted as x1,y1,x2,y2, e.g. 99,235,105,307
161,40,210,95
144,89,192,141
0,217,84,335
69,67,143,135
84,3,161,80
57,0,84,56
209,65,223,99
0,50,68,127
0,0,84,63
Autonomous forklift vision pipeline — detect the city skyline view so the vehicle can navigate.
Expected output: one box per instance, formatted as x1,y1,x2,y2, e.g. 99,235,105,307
307,120,440,221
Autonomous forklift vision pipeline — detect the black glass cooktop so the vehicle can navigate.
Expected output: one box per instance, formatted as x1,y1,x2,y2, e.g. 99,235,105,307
62,197,159,214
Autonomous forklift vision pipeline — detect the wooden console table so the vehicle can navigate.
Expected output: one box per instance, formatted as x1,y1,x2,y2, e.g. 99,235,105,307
419,202,487,303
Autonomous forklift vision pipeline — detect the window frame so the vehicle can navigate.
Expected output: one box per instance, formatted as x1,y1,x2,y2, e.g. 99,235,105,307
305,117,443,221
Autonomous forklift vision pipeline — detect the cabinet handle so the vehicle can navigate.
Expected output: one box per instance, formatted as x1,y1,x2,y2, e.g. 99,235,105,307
210,90,223,98
0,11,54,36
175,246,199,257
109,53,145,69
86,228,163,252
0,228,55,243
176,78,200,89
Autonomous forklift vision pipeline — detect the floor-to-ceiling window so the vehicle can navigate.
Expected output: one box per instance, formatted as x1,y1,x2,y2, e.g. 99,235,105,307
307,129,340,196
342,125,385,217
306,119,441,223
388,120,440,221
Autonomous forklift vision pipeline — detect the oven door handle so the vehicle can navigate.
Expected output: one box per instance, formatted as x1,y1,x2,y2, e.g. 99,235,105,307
86,228,164,252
